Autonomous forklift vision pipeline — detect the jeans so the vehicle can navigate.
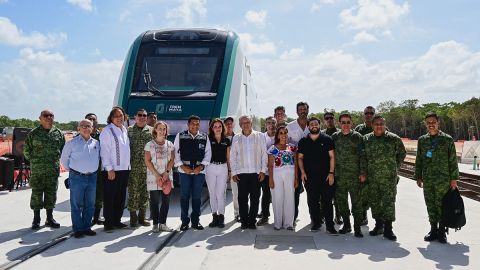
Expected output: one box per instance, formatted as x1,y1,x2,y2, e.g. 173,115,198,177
69,172,96,232
179,173,205,225
150,191,170,225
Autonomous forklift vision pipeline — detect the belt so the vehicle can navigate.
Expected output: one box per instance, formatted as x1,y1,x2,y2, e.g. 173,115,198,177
70,168,96,176
210,161,226,165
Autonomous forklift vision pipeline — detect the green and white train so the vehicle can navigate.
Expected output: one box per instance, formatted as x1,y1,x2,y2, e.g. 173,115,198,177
113,29,260,136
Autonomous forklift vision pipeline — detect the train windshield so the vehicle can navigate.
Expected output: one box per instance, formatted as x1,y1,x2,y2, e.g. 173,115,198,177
132,44,225,95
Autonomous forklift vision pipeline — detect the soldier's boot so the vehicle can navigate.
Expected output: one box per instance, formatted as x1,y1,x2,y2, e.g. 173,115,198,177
45,209,60,228
209,213,219,228
138,209,151,227
438,223,447,244
31,210,41,230
354,224,364,238
130,211,139,228
369,219,384,236
424,222,438,242
339,216,352,234
217,214,225,228
92,208,104,225
383,221,397,241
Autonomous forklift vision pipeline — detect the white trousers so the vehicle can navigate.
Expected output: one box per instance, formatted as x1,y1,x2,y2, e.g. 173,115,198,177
270,166,295,229
205,163,228,214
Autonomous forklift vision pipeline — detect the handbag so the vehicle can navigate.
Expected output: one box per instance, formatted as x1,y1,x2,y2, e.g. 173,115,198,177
162,177,172,195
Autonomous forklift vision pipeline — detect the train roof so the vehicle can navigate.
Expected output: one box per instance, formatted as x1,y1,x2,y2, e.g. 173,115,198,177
141,28,233,43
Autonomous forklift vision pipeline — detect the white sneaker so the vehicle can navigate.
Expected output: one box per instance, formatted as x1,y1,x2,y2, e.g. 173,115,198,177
152,224,159,233
159,223,173,232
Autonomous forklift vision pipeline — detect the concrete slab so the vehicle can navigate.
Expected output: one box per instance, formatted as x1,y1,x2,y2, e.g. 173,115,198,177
0,175,478,270
459,163,480,176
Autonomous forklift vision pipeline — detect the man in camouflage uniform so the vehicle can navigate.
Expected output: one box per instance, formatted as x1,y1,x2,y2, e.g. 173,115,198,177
128,108,153,227
354,105,376,226
85,113,104,225
24,109,65,229
415,112,459,244
322,111,342,225
360,115,406,241
332,113,365,237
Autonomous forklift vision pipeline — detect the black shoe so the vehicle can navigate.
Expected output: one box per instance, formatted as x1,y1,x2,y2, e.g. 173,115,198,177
339,225,352,234
192,223,204,230
354,230,364,238
248,224,257,230
241,223,249,229
74,231,84,238
31,222,40,230
383,221,397,241
327,227,339,235
438,226,447,244
310,223,321,232
180,223,189,231
45,219,60,228
104,225,115,232
217,214,225,228
209,214,219,228
369,219,384,236
256,217,268,226
424,223,438,242
115,222,128,229
83,229,96,236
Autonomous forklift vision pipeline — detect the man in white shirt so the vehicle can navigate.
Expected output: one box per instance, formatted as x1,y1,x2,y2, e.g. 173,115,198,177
174,115,212,231
287,102,310,223
230,115,268,229
100,106,131,232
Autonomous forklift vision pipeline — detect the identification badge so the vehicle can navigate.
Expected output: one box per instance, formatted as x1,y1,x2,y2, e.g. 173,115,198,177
426,150,432,158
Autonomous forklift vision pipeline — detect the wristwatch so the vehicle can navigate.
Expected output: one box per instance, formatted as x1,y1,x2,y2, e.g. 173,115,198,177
328,172,334,174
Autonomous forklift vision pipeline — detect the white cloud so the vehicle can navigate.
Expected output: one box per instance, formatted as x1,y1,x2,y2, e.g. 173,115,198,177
66,0,94,12
0,48,123,122
244,10,267,28
238,33,276,56
353,31,378,43
0,17,67,49
250,40,480,117
280,47,304,59
166,0,207,26
311,0,341,12
340,0,409,31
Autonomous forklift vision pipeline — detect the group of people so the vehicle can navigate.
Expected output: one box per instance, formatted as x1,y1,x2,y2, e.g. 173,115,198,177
23,102,459,244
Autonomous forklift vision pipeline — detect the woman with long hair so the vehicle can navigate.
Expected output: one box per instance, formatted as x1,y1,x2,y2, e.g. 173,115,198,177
268,125,298,230
205,118,231,228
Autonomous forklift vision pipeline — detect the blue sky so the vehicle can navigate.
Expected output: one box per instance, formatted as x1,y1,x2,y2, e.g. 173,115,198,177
1,0,479,122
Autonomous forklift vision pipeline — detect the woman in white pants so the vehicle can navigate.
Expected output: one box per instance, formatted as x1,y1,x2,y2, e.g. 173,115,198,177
205,118,231,228
268,125,298,230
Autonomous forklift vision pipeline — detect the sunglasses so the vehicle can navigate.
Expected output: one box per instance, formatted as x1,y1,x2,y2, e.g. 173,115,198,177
42,114,54,118
137,114,147,117
340,121,351,125
324,116,334,120
364,112,375,115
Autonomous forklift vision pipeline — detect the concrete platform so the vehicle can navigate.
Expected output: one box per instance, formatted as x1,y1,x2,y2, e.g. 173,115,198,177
459,163,480,176
0,173,478,270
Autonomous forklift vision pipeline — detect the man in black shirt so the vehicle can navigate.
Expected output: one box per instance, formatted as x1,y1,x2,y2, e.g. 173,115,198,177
298,117,337,234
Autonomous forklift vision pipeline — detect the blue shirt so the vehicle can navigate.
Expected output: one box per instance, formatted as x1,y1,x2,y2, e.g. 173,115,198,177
61,135,100,174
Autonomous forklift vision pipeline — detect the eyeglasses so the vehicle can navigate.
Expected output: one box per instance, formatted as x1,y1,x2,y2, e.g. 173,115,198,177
80,125,92,129
324,117,334,120
340,121,351,125
41,114,54,118
364,112,375,115
137,114,147,117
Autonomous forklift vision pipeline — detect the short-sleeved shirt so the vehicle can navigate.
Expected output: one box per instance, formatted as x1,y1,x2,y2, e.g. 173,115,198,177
144,140,174,191
268,144,297,168
210,136,231,163
298,134,334,176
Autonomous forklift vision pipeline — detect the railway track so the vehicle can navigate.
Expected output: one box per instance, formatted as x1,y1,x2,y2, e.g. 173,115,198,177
400,160,480,202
